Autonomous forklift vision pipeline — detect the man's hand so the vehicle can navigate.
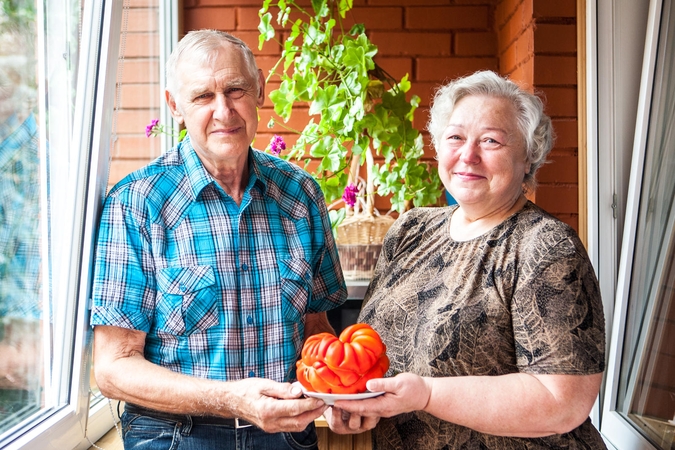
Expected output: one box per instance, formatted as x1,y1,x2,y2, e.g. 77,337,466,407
93,325,328,433
226,378,328,433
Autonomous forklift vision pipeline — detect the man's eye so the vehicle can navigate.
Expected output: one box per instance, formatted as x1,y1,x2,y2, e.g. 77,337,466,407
227,88,246,99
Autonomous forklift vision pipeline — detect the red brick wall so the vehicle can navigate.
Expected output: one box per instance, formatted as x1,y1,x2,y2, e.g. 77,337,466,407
496,0,579,229
110,0,162,188
111,0,581,230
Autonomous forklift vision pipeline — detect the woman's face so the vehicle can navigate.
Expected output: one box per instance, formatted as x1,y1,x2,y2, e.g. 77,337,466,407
437,94,531,216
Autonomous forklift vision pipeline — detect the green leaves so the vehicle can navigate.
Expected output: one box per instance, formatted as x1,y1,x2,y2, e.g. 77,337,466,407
258,12,274,50
311,0,329,17
258,0,442,216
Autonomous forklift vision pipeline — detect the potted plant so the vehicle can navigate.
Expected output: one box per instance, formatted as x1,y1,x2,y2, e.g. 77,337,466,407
258,0,442,279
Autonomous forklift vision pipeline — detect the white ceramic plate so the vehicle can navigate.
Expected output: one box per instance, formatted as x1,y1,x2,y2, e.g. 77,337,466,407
293,382,384,406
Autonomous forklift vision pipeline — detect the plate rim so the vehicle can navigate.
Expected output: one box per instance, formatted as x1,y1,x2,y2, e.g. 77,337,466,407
292,382,384,404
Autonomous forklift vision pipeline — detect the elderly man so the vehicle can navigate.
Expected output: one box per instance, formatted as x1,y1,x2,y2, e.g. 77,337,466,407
91,30,346,449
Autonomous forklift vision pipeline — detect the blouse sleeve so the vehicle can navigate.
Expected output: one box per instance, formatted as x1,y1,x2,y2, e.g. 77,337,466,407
511,230,606,375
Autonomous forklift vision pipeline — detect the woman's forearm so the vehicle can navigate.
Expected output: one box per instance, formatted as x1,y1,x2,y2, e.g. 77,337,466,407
423,372,602,437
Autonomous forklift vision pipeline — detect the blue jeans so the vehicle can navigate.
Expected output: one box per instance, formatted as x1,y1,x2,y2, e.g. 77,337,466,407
120,408,319,450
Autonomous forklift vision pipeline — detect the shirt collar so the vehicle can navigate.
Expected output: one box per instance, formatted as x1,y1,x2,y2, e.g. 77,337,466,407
248,149,268,195
180,136,267,200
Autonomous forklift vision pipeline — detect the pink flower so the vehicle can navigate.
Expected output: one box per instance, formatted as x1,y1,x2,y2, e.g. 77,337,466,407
145,118,160,137
269,134,286,156
342,183,359,207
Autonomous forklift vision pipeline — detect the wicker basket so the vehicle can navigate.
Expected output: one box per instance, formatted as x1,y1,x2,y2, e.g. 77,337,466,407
336,214,395,281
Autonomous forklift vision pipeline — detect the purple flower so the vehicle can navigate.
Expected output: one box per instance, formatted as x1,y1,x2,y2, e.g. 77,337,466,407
342,183,359,207
145,118,160,138
269,134,286,156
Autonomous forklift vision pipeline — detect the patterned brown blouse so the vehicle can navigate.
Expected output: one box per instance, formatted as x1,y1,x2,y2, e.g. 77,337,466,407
359,202,607,449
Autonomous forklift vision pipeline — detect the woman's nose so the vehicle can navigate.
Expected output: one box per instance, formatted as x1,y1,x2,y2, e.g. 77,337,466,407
459,141,481,164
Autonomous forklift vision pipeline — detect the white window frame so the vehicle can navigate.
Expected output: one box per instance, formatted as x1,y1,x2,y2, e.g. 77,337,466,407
588,0,651,360
587,0,650,427
159,0,181,153
0,1,122,448
85,0,178,439
84,1,179,441
599,0,670,448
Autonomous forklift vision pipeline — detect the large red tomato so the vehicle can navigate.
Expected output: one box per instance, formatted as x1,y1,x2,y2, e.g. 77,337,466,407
296,323,389,394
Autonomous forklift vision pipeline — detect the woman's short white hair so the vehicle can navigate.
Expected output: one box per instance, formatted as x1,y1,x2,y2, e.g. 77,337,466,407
427,70,554,190
165,30,260,103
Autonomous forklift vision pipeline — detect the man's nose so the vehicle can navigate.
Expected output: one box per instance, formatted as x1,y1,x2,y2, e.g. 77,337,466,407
213,93,234,119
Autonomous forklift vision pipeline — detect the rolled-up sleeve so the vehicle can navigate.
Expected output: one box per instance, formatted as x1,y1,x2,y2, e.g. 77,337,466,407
91,191,156,332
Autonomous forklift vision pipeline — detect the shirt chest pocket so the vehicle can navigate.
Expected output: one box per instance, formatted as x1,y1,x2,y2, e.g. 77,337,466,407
155,265,219,336
280,258,313,324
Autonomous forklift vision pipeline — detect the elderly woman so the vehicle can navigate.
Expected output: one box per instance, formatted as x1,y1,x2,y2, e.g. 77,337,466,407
325,70,607,449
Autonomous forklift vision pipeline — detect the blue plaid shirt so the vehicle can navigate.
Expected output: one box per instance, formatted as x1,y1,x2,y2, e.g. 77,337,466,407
91,137,346,382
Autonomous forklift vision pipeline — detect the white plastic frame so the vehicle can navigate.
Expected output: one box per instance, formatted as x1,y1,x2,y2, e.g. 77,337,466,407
0,1,122,448
600,0,668,448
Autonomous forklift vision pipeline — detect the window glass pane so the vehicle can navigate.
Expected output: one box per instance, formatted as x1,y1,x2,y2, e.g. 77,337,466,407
0,0,42,433
0,0,81,438
617,0,675,447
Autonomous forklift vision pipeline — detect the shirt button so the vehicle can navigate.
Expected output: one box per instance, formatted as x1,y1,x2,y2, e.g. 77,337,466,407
246,315,253,325
179,283,186,293
248,370,255,377
241,264,248,271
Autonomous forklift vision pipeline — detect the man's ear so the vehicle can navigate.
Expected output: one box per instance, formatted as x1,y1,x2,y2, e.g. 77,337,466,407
166,90,185,124
256,69,265,107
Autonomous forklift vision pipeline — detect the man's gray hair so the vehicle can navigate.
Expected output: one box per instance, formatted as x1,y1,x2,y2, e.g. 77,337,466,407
427,70,554,190
165,30,260,102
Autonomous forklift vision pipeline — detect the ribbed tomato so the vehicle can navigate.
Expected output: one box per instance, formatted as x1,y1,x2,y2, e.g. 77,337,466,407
296,323,389,394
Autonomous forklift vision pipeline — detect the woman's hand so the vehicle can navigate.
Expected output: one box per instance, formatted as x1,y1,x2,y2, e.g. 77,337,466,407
331,373,432,419
324,406,379,434
335,370,602,438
